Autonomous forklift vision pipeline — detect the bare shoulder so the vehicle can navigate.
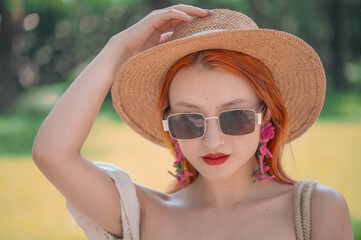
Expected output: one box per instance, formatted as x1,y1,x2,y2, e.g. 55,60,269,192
133,183,168,209
311,182,354,240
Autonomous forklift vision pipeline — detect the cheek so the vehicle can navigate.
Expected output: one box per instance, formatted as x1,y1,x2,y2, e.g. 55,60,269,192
230,132,260,156
176,130,261,160
176,141,197,159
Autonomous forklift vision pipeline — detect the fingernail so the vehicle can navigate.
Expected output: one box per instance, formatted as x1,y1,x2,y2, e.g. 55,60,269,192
203,9,213,13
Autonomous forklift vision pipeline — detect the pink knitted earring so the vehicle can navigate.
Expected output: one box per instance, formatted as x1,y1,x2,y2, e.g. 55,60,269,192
168,136,193,188
252,122,276,183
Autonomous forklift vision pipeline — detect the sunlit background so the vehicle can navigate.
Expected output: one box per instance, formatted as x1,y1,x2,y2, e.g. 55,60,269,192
1,0,361,239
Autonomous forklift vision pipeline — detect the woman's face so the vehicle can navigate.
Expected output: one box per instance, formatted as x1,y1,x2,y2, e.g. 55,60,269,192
168,65,264,181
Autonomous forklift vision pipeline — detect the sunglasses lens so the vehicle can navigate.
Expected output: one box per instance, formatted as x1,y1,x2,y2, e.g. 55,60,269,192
219,110,255,135
168,114,205,139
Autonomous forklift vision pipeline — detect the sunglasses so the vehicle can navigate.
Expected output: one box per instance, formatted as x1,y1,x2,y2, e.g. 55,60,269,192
162,103,266,140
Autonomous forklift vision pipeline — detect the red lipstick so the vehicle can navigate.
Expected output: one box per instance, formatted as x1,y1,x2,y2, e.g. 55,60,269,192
202,153,230,165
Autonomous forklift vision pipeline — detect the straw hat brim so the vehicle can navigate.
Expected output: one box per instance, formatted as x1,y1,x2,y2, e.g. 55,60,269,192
111,28,326,148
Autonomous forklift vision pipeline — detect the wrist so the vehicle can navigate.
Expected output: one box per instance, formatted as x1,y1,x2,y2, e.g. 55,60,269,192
107,34,133,59
104,36,133,76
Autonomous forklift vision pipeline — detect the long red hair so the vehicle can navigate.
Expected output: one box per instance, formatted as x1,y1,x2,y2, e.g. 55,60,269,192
156,49,297,194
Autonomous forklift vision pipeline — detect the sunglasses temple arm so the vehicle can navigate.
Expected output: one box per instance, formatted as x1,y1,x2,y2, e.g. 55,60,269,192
257,113,262,124
162,120,169,131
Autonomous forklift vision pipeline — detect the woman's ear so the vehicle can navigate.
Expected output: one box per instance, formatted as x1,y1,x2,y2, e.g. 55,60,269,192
163,106,171,119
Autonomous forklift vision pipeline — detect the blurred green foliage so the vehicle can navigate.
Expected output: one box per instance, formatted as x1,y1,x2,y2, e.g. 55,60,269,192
2,0,147,87
0,95,119,158
1,0,360,101
319,90,361,122
353,218,361,239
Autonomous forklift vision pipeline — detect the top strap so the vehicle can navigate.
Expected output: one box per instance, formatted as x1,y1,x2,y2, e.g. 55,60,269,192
66,161,141,240
293,179,318,240
94,162,141,240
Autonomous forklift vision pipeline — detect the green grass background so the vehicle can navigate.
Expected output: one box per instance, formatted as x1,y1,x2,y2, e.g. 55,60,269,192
1,88,361,239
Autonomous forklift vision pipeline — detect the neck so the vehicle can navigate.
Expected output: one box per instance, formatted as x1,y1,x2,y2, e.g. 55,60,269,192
187,155,273,210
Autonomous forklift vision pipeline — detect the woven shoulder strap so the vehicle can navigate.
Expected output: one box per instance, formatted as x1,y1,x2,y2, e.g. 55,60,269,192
293,179,318,240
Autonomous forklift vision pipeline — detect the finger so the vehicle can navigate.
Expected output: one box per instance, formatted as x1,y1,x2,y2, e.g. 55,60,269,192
143,4,211,33
164,4,210,17
159,31,173,44
155,8,194,23
147,9,190,33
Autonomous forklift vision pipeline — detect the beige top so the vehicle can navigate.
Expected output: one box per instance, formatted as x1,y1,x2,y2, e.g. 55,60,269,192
66,162,318,240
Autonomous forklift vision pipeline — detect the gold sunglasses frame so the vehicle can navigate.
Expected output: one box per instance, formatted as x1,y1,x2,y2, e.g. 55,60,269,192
162,104,266,140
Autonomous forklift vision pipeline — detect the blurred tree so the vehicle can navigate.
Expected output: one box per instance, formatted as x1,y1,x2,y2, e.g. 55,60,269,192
328,0,348,90
0,0,65,114
0,0,23,113
148,0,165,9
0,0,142,114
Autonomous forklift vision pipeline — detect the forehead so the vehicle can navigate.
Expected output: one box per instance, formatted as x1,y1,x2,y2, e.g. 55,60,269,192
168,66,260,109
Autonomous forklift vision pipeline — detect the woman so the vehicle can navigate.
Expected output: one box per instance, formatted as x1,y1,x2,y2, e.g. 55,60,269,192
32,4,354,240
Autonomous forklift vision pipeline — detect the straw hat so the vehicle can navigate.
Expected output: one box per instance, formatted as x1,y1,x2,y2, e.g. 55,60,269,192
111,9,326,148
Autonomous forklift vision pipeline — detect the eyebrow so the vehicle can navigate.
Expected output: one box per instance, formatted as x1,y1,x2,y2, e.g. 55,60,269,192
175,98,249,108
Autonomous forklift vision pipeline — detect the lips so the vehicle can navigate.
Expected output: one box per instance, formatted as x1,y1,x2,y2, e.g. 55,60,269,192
202,153,229,159
202,153,230,165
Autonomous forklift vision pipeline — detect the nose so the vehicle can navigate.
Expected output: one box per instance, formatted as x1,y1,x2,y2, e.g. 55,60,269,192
202,117,225,149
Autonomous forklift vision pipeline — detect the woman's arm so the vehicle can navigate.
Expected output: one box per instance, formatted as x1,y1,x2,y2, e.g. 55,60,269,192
32,4,210,238
32,37,131,158
32,38,133,238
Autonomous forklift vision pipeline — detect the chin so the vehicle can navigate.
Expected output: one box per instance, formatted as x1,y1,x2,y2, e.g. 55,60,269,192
191,155,250,180
197,167,238,182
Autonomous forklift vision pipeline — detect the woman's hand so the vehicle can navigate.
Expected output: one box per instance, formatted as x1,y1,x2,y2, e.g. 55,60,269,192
111,4,211,58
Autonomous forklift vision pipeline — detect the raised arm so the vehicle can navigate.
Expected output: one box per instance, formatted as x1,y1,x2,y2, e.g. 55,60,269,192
32,4,210,238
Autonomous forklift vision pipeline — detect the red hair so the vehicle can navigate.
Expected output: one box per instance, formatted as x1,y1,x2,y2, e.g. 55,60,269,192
156,49,297,194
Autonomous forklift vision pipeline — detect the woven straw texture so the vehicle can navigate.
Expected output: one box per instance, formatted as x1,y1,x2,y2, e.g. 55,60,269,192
111,9,326,148
293,179,318,240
